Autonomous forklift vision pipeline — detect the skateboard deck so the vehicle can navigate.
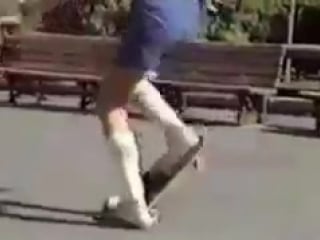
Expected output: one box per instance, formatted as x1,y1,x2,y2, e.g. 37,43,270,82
143,135,204,209
93,132,205,225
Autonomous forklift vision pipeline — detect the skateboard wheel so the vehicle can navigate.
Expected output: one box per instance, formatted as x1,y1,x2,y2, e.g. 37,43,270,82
105,195,121,210
92,196,121,222
149,208,161,224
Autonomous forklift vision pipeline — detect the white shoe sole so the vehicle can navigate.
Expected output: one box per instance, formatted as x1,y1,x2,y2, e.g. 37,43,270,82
95,196,160,229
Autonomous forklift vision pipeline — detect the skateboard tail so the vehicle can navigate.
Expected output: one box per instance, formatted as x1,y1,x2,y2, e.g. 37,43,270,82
145,135,204,208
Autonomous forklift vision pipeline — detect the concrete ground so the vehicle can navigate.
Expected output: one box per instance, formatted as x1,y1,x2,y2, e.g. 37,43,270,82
0,106,320,240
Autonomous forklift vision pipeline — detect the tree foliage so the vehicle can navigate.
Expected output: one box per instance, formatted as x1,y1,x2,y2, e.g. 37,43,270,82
3,0,320,44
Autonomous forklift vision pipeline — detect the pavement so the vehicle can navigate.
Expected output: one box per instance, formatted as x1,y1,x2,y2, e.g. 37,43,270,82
0,106,320,240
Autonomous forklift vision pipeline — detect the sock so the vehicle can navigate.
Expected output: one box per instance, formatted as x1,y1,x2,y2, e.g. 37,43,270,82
109,130,148,208
131,78,199,158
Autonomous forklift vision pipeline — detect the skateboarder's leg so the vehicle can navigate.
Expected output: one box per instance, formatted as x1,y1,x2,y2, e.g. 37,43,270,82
131,74,201,173
96,67,158,228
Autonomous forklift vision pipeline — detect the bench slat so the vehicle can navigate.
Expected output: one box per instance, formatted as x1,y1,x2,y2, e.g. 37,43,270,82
284,44,320,59
159,44,282,89
158,74,277,88
3,61,100,75
277,81,320,92
2,67,102,82
183,91,239,109
152,79,248,90
161,61,279,76
183,91,236,99
165,43,282,62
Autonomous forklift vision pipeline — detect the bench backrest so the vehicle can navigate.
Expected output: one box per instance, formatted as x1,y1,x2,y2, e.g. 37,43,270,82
284,44,320,77
1,32,283,89
159,42,283,88
2,32,118,76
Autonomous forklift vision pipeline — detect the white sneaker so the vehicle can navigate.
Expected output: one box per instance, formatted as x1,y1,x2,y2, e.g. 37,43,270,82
99,196,159,229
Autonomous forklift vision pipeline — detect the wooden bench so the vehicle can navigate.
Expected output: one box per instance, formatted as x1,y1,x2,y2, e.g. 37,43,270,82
152,42,283,125
286,44,320,80
0,32,117,110
272,80,320,133
265,44,320,134
0,31,282,126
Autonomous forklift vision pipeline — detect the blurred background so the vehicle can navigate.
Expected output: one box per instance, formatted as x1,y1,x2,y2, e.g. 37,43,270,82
1,0,320,44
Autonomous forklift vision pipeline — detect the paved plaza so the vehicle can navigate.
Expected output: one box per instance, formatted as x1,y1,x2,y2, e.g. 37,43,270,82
0,106,320,240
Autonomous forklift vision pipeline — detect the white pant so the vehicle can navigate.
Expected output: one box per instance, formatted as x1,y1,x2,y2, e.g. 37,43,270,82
131,73,199,173
97,71,199,208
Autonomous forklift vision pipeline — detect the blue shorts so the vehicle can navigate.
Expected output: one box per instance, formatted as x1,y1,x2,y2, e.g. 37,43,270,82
116,0,202,72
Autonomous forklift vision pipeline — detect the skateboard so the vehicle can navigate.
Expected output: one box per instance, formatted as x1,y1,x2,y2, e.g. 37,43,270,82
93,132,205,225
143,135,204,209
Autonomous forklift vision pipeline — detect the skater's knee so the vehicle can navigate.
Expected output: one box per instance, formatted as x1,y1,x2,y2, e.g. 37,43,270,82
132,78,155,99
132,78,184,128
96,67,140,124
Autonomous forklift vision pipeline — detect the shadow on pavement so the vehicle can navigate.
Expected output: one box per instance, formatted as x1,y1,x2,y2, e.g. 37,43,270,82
0,200,139,230
0,100,238,126
0,188,11,193
183,118,238,127
0,101,93,115
262,126,319,139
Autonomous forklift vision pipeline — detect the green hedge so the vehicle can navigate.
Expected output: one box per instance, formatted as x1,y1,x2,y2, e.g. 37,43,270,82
207,0,320,43
241,0,320,14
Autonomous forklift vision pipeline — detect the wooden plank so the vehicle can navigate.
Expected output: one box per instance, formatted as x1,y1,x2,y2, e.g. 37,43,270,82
277,81,320,91
158,73,277,88
184,98,239,110
183,92,237,100
161,60,280,76
165,43,282,63
3,61,100,75
3,32,117,73
10,85,88,96
183,91,238,109
284,44,320,52
152,79,249,92
249,87,276,96
3,67,102,82
1,32,111,77
2,41,104,69
285,44,320,60
183,91,239,110
158,43,282,89
4,32,119,46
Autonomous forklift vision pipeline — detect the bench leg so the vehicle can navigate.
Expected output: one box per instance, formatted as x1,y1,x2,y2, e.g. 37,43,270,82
251,94,265,124
8,79,17,105
261,95,269,124
80,96,88,111
79,82,89,111
181,93,188,114
36,80,46,104
314,100,320,135
9,90,15,104
256,94,273,124
237,94,259,126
